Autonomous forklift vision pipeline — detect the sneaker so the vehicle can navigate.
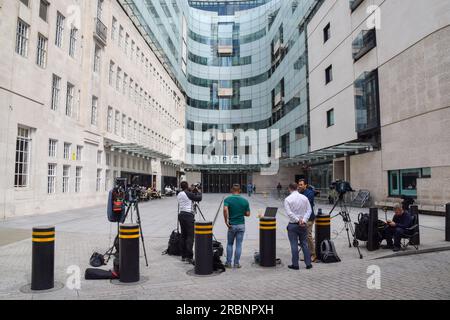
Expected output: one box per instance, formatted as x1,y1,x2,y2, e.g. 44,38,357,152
234,264,242,269
306,265,313,270
288,265,299,270
225,263,232,269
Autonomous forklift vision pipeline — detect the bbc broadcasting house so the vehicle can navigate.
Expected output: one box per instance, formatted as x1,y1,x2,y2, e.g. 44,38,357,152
0,0,449,219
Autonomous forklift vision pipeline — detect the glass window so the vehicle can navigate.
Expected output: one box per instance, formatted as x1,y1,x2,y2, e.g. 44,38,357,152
327,109,335,127
16,19,30,57
14,126,31,188
48,164,57,194
55,12,65,47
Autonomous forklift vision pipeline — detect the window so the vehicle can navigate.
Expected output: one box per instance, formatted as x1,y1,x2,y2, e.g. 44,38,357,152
64,143,71,160
325,65,333,84
105,170,111,192
93,45,101,73
51,74,61,111
75,167,82,193
352,29,376,61
48,139,57,157
121,115,126,138
48,164,57,194
16,19,29,57
20,0,29,6
107,107,113,132
76,145,83,161
106,153,111,166
55,12,65,47
39,0,49,21
327,109,335,127
96,169,102,192
125,34,129,54
62,165,70,193
91,96,98,126
109,61,115,86
14,127,31,188
97,151,102,165
116,67,122,91
123,73,128,95
354,69,380,134
350,0,365,12
114,111,120,135
66,83,74,117
69,28,78,57
35,34,48,68
323,23,331,43
111,17,117,40
118,26,124,48
389,168,431,198
295,125,308,140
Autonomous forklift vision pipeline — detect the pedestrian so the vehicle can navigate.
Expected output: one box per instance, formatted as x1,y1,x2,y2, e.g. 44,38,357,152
276,182,282,199
247,182,253,197
223,184,251,268
284,183,313,270
298,179,317,262
177,181,202,264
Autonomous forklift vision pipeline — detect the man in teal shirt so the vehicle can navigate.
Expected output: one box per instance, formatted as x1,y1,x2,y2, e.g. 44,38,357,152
223,184,251,268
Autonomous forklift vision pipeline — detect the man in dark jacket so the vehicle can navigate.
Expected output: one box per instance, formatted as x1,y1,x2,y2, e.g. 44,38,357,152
298,179,317,262
383,204,413,252
177,181,202,264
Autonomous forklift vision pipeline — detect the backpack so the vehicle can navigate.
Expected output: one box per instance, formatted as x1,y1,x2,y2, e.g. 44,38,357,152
163,229,183,256
320,239,341,263
355,213,370,241
85,268,119,280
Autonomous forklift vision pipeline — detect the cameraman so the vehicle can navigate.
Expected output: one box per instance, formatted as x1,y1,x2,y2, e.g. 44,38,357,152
177,181,202,264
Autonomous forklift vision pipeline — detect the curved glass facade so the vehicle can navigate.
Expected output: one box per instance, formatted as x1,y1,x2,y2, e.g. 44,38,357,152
119,0,324,169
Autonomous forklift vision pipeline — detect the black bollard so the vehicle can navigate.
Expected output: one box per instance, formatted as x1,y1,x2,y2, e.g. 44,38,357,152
410,205,420,246
195,221,213,275
315,212,331,260
31,226,55,291
367,208,380,251
446,204,450,242
119,224,140,283
259,217,276,267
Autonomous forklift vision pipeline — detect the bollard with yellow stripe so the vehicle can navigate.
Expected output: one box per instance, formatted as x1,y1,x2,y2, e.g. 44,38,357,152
119,224,140,283
315,211,331,260
31,226,55,291
195,221,213,275
259,217,276,267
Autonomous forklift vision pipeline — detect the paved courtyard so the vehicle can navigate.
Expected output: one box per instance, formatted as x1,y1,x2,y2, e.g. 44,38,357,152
0,194,449,300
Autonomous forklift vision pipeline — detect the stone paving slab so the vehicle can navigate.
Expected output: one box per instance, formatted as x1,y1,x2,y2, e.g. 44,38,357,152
0,194,449,300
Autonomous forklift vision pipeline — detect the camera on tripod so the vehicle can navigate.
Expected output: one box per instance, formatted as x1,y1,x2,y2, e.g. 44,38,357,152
330,180,354,196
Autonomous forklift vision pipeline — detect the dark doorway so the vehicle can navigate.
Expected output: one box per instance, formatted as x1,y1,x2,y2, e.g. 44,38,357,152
202,173,248,193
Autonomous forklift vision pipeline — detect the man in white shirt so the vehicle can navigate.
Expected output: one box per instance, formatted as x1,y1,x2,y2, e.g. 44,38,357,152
284,183,313,270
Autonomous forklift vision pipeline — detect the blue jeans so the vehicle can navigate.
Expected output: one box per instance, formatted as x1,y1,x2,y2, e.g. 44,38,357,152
287,223,311,267
227,224,245,266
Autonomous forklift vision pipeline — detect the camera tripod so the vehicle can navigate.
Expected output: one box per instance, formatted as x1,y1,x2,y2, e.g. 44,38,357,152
104,199,149,267
330,194,363,259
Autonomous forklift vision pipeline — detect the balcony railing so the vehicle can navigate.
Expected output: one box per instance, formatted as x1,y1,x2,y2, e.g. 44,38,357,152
352,28,376,61
94,18,107,45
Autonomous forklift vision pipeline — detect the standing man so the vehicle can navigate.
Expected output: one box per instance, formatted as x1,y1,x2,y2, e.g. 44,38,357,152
284,183,313,270
276,182,282,199
177,181,202,264
247,182,253,197
223,184,251,268
298,179,317,262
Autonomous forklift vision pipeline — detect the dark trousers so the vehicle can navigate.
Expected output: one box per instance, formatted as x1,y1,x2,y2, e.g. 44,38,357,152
383,226,406,248
179,212,195,259
287,223,311,267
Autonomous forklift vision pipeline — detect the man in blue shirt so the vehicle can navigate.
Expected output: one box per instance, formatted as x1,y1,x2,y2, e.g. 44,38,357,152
382,204,413,251
298,179,317,262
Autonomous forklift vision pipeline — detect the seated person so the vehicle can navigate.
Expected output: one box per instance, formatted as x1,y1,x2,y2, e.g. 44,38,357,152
382,204,413,252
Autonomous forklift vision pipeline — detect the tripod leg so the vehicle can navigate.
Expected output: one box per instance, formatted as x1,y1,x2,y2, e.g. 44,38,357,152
135,204,149,267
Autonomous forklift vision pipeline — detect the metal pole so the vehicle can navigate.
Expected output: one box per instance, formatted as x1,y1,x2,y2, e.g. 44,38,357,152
446,203,450,242
367,208,379,251
195,221,213,275
259,217,276,267
119,223,140,283
31,226,55,291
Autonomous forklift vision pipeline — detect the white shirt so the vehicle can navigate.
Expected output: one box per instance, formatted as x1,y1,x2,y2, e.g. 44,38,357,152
177,191,193,213
284,191,312,224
